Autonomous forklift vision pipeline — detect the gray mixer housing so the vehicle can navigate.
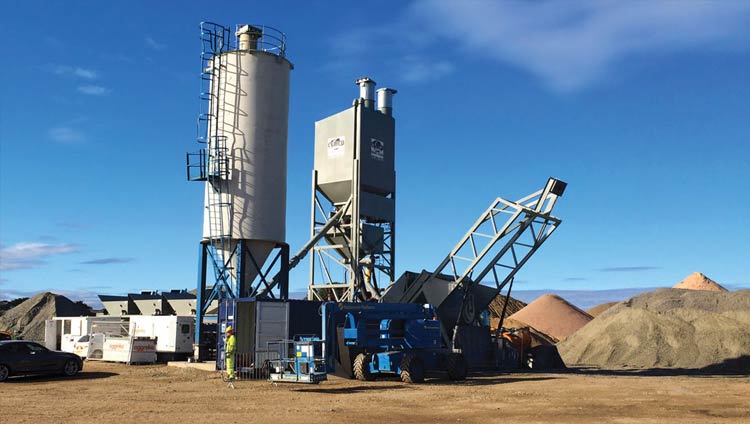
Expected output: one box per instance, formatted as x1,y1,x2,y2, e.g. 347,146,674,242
314,105,395,224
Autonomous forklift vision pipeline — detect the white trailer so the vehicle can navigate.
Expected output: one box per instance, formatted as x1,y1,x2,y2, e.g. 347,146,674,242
85,335,157,364
128,315,195,361
44,316,123,353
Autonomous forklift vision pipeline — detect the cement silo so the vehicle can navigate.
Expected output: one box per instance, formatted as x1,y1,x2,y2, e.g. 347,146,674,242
187,23,292,359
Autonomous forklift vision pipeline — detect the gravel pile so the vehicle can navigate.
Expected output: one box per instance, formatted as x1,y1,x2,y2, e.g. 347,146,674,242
558,288,750,369
0,292,91,341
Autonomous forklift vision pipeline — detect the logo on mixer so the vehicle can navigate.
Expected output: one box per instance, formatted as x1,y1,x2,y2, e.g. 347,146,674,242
327,136,345,158
370,138,384,161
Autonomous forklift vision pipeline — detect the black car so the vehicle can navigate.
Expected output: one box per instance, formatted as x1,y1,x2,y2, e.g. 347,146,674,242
0,340,83,382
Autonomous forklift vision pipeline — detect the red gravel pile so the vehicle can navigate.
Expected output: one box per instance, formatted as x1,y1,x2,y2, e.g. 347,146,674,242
507,294,593,342
673,272,727,292
587,302,618,317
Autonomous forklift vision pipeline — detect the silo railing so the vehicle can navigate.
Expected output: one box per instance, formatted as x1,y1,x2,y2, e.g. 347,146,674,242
234,24,287,57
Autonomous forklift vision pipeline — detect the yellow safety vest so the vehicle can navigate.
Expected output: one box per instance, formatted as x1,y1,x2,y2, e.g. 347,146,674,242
226,334,236,355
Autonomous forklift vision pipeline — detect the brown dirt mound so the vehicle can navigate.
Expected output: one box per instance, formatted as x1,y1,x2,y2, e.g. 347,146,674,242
558,288,750,369
587,301,619,317
507,294,592,342
673,272,727,292
0,292,91,341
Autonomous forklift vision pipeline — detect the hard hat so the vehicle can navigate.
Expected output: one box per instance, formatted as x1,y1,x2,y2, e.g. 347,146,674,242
225,326,233,333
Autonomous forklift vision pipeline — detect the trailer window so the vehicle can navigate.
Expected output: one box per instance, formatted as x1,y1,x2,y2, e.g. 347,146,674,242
181,324,190,334
63,320,71,334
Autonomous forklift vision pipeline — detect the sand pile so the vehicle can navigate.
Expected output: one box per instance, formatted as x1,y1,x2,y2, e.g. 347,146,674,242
587,302,618,317
558,288,750,369
673,272,727,292
0,292,91,341
507,294,593,342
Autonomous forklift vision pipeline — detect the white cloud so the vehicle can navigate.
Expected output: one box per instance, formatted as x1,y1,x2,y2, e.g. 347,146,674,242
323,27,455,85
410,0,750,91
0,242,80,271
53,65,98,80
48,127,85,144
399,56,455,83
77,85,110,95
145,36,166,50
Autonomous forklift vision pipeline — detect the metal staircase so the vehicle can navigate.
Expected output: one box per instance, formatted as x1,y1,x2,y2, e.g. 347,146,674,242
187,22,235,301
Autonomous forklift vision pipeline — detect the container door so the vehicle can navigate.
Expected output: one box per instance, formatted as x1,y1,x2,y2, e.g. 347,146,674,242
44,320,57,350
255,302,289,357
177,319,193,353
61,319,77,353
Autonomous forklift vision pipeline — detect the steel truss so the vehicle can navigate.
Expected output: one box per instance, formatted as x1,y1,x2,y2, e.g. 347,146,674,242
306,170,395,302
434,178,566,326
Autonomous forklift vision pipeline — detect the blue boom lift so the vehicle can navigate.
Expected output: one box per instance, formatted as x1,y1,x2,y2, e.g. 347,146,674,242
321,302,467,383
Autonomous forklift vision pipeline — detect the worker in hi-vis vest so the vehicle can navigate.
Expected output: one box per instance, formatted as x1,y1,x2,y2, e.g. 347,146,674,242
225,326,236,385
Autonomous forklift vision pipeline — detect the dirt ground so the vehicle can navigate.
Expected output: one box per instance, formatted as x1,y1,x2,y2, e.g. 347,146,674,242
1,361,748,424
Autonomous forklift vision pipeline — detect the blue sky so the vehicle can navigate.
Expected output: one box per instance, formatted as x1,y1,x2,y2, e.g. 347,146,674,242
1,1,749,306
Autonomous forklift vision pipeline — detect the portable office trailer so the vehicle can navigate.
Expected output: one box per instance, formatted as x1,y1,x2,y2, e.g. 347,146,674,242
128,315,195,361
44,316,123,353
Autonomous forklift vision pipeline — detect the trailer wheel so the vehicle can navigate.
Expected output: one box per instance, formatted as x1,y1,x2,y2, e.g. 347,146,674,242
0,364,10,382
400,354,424,384
63,360,80,377
446,353,467,381
353,353,375,381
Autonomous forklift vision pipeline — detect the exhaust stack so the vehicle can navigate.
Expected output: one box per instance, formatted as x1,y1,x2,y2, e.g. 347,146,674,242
355,77,376,108
377,88,397,116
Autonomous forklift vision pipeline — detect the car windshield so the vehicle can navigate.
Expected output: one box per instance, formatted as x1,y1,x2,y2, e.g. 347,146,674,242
77,335,90,343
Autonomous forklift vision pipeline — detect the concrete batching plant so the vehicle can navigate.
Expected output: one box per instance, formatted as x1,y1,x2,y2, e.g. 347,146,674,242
184,22,566,375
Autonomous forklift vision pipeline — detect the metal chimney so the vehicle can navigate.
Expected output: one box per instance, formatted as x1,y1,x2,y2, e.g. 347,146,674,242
377,88,397,116
355,77,376,108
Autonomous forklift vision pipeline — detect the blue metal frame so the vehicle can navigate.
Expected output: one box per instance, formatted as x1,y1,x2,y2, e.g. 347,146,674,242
268,338,327,384
193,241,290,360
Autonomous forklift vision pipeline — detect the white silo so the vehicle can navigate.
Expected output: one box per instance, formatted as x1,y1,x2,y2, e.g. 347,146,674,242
196,24,293,295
